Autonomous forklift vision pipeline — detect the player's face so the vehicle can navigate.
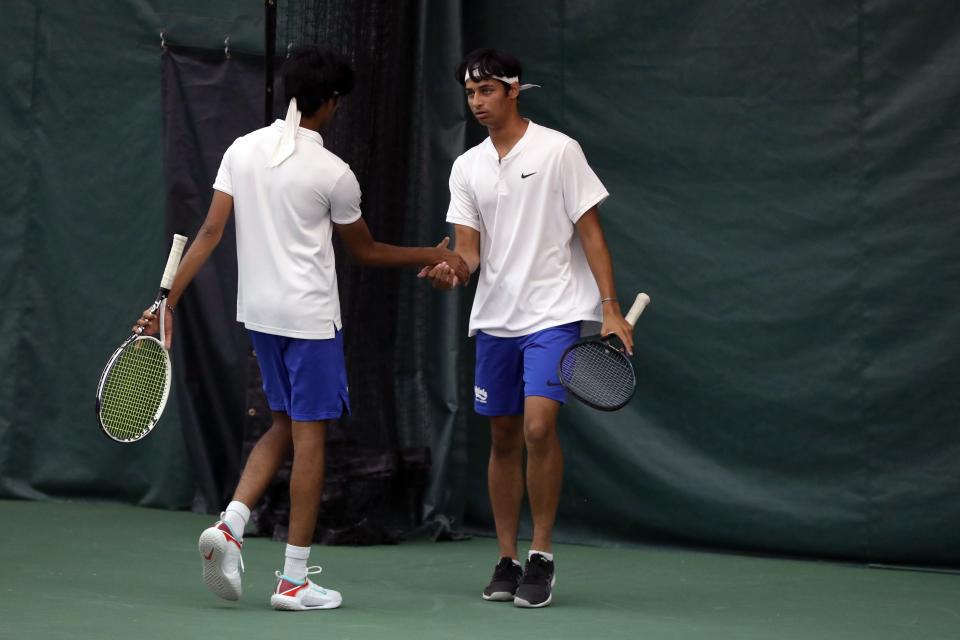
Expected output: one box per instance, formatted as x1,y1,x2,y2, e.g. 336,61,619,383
464,78,515,127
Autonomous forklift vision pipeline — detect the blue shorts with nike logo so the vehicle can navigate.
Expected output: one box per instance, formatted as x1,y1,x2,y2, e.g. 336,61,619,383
473,322,581,416
249,329,350,422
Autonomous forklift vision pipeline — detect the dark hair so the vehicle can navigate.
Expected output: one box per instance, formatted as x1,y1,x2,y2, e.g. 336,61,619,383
455,48,523,87
283,46,354,116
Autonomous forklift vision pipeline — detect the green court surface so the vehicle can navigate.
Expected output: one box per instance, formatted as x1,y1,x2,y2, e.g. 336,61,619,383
0,501,957,640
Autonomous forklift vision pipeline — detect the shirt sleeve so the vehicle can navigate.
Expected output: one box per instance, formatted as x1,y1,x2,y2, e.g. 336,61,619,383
560,140,609,223
329,168,363,225
445,159,481,231
212,141,236,195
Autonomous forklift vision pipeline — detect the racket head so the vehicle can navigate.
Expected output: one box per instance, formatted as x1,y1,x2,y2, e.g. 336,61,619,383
557,337,636,411
95,335,172,443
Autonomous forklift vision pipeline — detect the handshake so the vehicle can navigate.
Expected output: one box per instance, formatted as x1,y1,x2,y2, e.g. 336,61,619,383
419,237,470,290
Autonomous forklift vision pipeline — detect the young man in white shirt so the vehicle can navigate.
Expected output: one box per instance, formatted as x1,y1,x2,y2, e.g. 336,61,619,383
421,48,634,608
137,47,469,611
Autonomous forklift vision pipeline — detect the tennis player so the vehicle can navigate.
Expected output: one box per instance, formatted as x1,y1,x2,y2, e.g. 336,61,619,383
136,46,470,611
420,48,634,608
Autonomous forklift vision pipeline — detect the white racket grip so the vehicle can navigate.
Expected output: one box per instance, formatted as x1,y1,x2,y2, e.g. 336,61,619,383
625,292,651,326
160,234,188,291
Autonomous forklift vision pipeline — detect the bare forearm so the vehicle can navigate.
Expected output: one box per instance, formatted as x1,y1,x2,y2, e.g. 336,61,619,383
577,209,621,312
583,241,616,296
167,224,222,307
165,190,233,308
354,242,439,268
576,209,636,350
454,224,480,275
460,249,480,274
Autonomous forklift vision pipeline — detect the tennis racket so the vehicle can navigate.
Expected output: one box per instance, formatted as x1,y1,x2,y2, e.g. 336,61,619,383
557,292,651,411
95,234,188,443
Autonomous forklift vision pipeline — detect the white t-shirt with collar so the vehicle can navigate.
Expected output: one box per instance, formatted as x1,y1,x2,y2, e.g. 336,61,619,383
213,120,362,340
446,120,609,337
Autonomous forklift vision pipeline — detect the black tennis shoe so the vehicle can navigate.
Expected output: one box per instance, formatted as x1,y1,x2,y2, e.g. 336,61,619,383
514,553,555,608
482,557,523,601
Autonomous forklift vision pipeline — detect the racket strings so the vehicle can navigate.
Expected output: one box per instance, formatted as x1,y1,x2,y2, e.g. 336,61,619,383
559,342,635,409
100,338,168,441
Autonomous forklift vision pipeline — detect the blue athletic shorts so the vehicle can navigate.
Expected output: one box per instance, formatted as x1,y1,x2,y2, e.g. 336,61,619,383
249,329,350,422
473,322,581,416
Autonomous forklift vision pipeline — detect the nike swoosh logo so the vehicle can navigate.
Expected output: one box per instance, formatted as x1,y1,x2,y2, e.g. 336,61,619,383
203,550,214,560
521,172,537,179
546,379,563,387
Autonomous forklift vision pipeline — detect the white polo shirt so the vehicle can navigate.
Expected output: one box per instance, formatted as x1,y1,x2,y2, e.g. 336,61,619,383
213,120,362,339
446,121,609,337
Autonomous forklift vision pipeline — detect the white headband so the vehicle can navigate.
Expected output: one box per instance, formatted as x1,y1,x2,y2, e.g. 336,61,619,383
270,97,301,167
464,70,541,91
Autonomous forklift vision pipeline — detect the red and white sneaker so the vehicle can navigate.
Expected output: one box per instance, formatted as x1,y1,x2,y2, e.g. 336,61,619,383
197,515,244,601
270,566,342,611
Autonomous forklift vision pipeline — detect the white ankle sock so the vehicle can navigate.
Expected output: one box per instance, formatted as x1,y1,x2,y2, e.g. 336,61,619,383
222,501,250,540
529,549,554,562
283,544,311,582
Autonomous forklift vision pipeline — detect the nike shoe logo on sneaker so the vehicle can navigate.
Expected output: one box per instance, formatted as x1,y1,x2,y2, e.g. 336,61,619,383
203,549,214,560
217,523,243,549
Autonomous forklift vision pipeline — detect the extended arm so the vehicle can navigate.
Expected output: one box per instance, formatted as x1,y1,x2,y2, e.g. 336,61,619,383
335,217,471,282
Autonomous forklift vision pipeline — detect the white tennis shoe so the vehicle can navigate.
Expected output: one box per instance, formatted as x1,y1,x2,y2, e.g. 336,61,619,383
270,566,342,611
197,515,244,601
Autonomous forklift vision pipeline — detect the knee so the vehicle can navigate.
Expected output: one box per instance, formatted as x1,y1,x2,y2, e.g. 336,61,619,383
524,421,556,450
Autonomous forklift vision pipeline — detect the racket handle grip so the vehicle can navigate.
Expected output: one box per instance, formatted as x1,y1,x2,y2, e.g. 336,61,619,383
160,234,188,291
625,292,651,326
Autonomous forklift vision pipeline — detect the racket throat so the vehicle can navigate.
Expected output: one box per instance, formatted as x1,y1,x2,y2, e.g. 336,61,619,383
158,298,167,350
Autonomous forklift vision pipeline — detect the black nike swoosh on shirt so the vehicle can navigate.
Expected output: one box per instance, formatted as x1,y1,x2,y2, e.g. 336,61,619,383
545,379,563,387
521,172,537,179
